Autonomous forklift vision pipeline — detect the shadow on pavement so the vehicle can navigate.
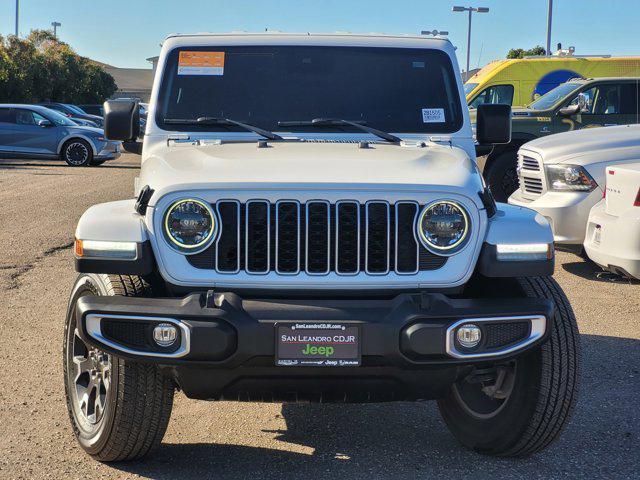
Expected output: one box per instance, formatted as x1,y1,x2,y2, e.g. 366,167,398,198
110,334,640,480
562,260,640,284
0,158,139,170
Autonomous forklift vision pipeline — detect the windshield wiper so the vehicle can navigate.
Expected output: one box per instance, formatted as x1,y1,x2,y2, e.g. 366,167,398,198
164,117,283,141
277,118,402,144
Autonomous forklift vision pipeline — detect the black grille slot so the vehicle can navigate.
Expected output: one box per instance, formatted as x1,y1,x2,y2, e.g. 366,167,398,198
306,202,330,274
276,202,300,273
485,322,530,349
521,156,540,171
336,202,360,273
216,201,240,272
246,201,270,273
522,177,543,195
395,202,419,273
366,202,389,273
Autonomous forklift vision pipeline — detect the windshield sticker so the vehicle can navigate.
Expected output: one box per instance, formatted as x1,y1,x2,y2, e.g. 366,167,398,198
178,51,225,76
422,108,445,123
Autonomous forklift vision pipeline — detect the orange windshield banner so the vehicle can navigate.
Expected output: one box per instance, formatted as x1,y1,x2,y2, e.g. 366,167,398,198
178,51,225,76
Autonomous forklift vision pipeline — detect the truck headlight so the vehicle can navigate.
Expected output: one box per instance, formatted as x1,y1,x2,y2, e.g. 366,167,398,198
417,200,470,255
546,164,597,192
163,199,217,253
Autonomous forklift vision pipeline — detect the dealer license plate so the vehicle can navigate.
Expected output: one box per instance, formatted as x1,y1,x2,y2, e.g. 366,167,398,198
276,323,360,367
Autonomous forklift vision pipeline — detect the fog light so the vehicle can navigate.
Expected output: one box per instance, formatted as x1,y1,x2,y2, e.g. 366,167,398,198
153,323,178,347
457,324,481,348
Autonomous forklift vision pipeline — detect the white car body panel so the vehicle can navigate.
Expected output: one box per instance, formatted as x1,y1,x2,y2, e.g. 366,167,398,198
509,124,640,245
584,163,640,279
75,200,147,243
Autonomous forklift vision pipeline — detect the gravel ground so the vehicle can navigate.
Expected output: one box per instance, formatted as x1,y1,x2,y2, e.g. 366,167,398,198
0,154,638,479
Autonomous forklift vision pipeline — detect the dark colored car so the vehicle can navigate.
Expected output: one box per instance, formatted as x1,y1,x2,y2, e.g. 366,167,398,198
39,102,104,128
0,104,120,166
474,77,640,201
78,104,104,116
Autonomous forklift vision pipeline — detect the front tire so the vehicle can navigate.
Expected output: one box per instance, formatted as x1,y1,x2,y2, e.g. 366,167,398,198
61,139,93,166
484,149,519,202
438,276,581,457
63,274,175,462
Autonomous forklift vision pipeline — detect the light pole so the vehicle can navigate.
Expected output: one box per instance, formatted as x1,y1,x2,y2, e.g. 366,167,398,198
15,0,19,36
51,21,61,38
546,0,553,56
452,6,489,81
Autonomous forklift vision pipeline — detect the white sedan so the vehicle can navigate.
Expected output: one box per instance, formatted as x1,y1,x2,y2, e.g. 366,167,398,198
584,162,640,280
508,124,640,252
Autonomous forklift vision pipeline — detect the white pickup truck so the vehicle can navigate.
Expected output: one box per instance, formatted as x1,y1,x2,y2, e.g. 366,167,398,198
64,33,580,461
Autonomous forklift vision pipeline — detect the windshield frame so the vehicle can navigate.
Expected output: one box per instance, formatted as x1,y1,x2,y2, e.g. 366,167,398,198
154,45,464,137
528,82,585,110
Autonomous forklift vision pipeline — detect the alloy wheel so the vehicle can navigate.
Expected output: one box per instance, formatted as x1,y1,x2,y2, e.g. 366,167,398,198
66,142,89,166
70,328,111,425
452,364,516,420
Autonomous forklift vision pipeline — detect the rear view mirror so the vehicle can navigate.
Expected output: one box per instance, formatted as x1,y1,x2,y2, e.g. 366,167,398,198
37,119,53,127
476,103,511,145
104,100,140,141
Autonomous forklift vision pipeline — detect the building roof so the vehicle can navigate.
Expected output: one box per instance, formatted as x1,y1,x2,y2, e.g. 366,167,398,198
102,66,154,91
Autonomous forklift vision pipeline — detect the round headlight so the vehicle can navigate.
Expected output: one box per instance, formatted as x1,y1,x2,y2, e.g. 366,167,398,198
163,199,217,253
417,201,470,254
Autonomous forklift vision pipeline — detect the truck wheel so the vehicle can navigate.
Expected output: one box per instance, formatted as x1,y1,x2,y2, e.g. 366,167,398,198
437,276,581,457
484,150,519,202
63,274,175,462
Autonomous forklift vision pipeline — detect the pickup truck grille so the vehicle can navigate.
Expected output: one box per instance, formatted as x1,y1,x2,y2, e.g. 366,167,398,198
187,200,447,275
518,155,545,197
521,156,540,171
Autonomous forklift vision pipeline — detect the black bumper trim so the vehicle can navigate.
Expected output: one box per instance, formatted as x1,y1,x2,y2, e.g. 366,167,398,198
75,241,154,275
76,292,553,366
477,243,554,277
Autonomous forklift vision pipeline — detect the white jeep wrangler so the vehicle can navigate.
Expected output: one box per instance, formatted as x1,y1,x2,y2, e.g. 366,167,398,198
64,33,580,461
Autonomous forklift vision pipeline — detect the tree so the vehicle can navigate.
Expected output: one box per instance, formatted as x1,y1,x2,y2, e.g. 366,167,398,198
506,45,547,59
0,29,116,103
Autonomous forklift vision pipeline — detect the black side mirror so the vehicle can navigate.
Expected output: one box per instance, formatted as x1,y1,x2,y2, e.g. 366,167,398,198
476,103,511,145
557,104,580,116
37,119,53,128
103,100,140,141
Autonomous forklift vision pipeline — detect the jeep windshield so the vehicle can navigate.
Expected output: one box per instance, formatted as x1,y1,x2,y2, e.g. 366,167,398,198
156,46,463,135
528,82,583,110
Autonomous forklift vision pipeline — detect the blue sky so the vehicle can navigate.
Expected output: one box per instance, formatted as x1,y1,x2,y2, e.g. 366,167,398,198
1,0,639,69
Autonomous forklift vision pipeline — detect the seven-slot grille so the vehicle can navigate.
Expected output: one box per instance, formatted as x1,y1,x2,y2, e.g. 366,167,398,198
187,200,447,275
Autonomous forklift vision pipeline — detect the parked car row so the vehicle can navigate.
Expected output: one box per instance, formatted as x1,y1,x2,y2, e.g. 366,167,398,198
475,76,640,201
508,124,640,280
0,104,121,166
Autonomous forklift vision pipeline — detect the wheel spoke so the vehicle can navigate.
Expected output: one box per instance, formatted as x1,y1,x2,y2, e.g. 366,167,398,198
69,328,111,425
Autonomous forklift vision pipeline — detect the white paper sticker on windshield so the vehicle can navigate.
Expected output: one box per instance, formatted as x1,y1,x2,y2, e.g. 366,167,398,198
178,51,225,76
422,108,445,123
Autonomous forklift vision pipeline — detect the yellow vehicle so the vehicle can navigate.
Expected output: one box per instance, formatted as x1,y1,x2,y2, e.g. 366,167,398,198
465,55,640,107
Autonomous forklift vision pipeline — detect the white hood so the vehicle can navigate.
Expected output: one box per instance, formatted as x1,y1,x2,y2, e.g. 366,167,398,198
521,124,640,165
140,141,481,202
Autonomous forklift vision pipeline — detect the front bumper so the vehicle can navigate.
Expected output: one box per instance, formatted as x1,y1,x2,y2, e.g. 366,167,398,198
509,188,602,246
584,201,640,279
96,141,122,160
76,291,553,401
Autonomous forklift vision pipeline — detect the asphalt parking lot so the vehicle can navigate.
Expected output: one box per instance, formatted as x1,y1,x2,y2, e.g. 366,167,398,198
0,154,638,480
